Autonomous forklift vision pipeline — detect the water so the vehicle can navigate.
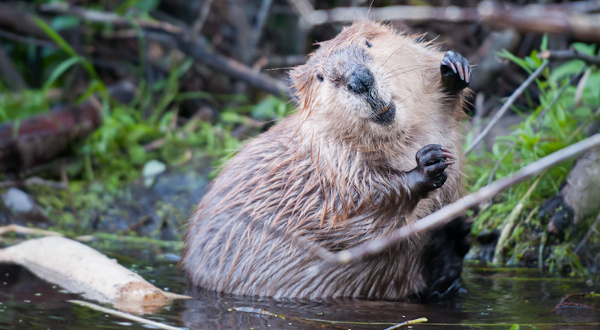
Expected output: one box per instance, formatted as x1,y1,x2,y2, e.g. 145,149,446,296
0,246,598,330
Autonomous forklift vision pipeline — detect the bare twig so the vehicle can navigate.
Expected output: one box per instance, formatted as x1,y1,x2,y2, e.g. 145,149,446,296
0,29,55,48
288,0,600,41
537,67,586,121
0,177,66,189
33,3,288,96
40,3,182,33
0,224,63,237
191,0,214,40
0,44,27,90
321,134,600,266
470,93,486,156
539,48,600,66
575,213,600,254
487,144,515,186
248,0,274,63
575,68,592,108
465,61,549,155
550,292,596,314
174,33,288,96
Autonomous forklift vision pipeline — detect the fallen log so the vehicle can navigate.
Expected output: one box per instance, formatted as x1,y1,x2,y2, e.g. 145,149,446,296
0,236,189,314
0,101,102,173
0,81,136,173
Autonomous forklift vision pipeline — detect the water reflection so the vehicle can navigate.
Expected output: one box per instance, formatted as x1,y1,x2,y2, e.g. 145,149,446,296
1,262,598,329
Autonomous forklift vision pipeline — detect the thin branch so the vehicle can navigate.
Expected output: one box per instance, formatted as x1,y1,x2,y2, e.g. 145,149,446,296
0,177,66,189
191,0,214,40
0,29,55,48
174,33,288,96
34,3,288,96
319,134,600,266
537,67,586,121
575,213,600,254
248,0,274,62
0,224,63,237
487,144,515,186
465,61,549,155
39,3,182,33
0,44,27,90
539,48,600,66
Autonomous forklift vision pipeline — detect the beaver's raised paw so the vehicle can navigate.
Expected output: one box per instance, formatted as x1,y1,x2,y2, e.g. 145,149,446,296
408,144,456,196
441,51,471,93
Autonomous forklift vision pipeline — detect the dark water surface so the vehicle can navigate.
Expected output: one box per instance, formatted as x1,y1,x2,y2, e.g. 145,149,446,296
0,244,598,330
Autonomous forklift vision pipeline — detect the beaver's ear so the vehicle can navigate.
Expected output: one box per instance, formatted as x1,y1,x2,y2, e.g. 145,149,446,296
289,63,316,101
289,61,321,112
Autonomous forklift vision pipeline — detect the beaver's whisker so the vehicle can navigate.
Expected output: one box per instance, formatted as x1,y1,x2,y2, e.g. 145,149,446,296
381,46,404,74
383,64,422,78
386,67,425,79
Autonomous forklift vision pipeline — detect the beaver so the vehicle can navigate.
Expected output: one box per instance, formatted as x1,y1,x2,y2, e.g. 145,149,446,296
182,20,472,301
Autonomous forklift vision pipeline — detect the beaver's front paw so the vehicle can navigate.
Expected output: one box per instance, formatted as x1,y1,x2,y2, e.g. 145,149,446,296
408,144,456,197
441,51,471,93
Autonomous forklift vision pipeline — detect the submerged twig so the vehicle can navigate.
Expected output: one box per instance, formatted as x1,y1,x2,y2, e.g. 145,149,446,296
321,134,600,266
68,300,183,330
466,61,549,155
550,292,597,314
383,317,428,330
233,306,425,329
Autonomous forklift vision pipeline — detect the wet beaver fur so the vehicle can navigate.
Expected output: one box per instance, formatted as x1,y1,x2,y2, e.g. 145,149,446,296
183,20,472,301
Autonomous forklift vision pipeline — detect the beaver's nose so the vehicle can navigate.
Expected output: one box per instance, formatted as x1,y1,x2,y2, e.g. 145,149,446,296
346,66,374,94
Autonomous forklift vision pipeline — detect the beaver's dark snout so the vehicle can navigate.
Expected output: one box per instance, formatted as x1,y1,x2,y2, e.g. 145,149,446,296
346,66,374,94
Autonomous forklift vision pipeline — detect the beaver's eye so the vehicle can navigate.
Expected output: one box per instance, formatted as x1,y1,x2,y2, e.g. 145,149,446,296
316,73,324,82
366,41,372,48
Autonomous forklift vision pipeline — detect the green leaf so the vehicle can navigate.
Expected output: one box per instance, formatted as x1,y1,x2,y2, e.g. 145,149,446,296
497,49,531,73
42,57,80,91
572,43,597,55
51,16,80,31
33,16,107,97
540,34,548,51
221,111,242,123
549,60,585,84
175,91,215,103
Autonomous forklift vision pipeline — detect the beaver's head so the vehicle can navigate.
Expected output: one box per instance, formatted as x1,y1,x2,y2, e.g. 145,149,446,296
290,21,442,139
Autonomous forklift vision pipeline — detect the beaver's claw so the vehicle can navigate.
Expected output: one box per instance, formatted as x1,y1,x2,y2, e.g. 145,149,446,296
441,51,471,93
407,144,456,197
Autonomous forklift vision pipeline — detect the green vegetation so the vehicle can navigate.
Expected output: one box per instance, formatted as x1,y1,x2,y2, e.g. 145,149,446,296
1,2,598,276
0,9,293,239
466,39,600,275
